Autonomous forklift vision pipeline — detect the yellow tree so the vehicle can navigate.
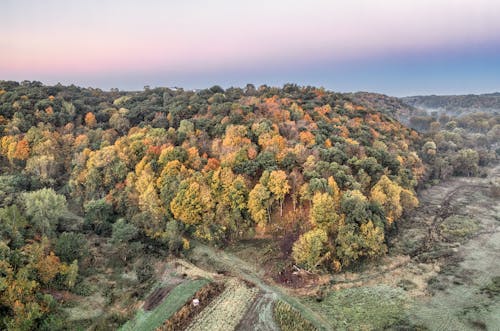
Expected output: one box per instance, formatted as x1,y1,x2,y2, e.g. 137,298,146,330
170,174,214,226
400,188,419,213
248,183,271,227
292,228,329,271
267,170,290,217
360,221,387,258
84,112,97,128
370,175,403,225
134,163,165,235
310,192,340,233
327,176,341,209
220,125,253,166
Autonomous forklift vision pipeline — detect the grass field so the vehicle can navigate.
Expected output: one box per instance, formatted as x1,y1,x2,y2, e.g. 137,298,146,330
120,279,209,331
304,285,410,330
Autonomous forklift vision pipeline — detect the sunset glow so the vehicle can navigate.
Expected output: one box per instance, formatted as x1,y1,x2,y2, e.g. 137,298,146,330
2,0,500,95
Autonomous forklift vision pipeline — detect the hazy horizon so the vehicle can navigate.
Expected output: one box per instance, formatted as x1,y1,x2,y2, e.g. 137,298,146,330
2,0,500,96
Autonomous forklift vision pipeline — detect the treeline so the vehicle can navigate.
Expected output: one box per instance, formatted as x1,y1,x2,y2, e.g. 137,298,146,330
1,81,426,329
408,111,498,181
402,93,500,114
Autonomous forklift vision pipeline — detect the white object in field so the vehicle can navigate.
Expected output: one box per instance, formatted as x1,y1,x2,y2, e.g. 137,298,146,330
192,298,200,306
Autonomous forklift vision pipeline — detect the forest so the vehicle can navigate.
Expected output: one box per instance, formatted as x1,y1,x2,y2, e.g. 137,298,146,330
0,81,498,330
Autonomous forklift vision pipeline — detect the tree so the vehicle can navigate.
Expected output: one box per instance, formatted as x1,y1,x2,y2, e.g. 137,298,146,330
134,163,165,229
399,189,419,213
267,170,290,217
25,155,59,184
288,168,304,212
453,148,479,176
84,198,114,235
35,251,62,285
310,192,340,233
163,220,183,254
0,204,27,248
55,232,88,263
248,183,272,227
359,220,387,258
23,188,67,237
292,228,328,271
111,219,138,244
84,112,97,128
340,190,370,225
109,112,130,134
157,160,189,218
334,222,362,267
170,174,214,226
370,175,403,225
12,139,30,161
327,176,341,209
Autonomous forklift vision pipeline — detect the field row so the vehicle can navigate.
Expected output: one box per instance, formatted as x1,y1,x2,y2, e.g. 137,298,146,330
186,278,260,331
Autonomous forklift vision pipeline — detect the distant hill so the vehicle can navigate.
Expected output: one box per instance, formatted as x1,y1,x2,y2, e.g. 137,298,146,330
401,93,500,115
347,92,424,124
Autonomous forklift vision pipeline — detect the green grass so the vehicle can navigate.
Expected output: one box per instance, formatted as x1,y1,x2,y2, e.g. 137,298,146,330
304,285,411,330
119,279,209,331
440,215,480,242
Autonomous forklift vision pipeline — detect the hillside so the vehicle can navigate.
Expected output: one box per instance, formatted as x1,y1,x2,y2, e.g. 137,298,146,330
0,81,426,329
347,91,421,122
402,93,500,115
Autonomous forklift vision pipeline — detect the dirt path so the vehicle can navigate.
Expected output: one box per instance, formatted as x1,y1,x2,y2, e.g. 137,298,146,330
235,292,278,331
188,243,332,331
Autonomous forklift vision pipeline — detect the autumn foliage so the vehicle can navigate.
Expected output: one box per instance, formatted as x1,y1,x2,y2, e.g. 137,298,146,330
0,81,431,327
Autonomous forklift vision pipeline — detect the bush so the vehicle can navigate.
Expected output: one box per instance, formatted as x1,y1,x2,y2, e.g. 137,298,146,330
136,259,155,283
55,232,88,263
84,199,114,235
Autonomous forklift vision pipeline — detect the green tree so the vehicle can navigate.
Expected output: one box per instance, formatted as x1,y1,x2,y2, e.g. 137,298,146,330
22,188,67,237
55,232,88,264
0,205,27,248
111,219,138,244
453,148,479,176
84,199,114,235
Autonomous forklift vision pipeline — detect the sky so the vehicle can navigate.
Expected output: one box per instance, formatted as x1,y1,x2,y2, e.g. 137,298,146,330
1,0,500,96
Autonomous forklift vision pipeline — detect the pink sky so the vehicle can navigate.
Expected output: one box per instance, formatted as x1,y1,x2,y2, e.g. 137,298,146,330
2,0,500,94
